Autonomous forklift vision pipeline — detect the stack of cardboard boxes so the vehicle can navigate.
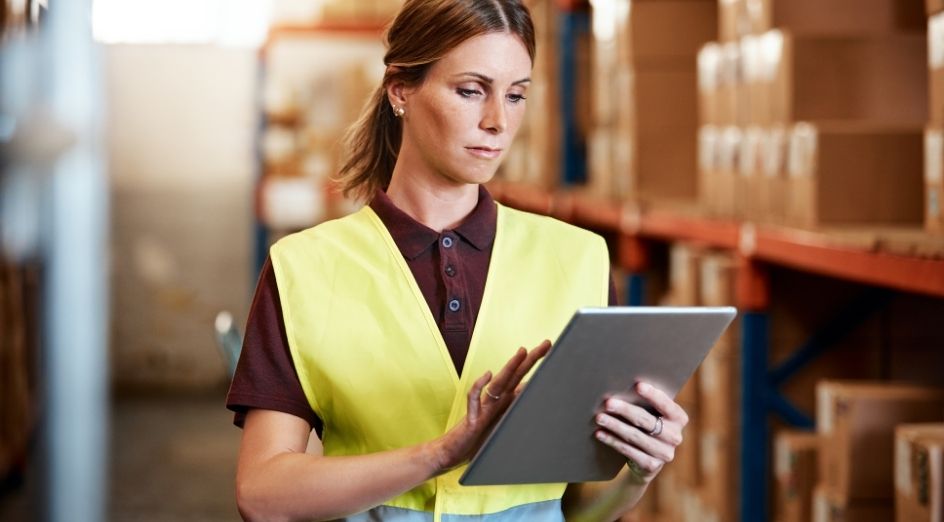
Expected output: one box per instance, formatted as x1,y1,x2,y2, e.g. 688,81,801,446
500,0,562,189
588,0,717,203
812,381,944,521
698,0,928,227
627,245,740,522
928,0,944,233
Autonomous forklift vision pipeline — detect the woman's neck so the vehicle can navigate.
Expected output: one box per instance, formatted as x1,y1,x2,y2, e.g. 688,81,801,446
385,166,480,233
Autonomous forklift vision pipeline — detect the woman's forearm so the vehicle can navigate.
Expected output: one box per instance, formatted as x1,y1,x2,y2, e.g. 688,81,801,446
562,468,652,522
237,440,443,522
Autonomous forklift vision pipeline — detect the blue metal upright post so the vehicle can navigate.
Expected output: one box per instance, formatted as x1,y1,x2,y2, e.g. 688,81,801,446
558,9,588,186
739,310,770,522
625,273,646,306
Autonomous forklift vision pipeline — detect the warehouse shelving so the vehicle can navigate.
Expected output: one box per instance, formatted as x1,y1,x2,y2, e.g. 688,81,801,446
488,179,944,300
488,177,944,521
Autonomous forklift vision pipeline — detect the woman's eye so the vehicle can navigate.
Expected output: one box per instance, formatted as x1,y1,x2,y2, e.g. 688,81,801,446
507,94,527,104
457,88,482,98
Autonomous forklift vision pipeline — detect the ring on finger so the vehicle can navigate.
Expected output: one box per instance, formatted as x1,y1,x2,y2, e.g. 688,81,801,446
484,388,501,400
647,416,664,437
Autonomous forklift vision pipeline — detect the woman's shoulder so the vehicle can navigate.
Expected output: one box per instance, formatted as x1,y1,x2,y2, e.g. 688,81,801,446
270,208,371,258
499,204,605,247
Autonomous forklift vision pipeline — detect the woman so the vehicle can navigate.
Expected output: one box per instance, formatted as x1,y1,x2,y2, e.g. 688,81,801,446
227,1,689,520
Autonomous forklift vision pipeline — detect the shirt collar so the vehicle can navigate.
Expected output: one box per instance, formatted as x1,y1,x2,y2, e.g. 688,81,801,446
368,185,497,260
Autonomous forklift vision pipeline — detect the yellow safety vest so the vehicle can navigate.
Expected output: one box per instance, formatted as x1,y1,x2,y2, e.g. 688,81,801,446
270,201,610,521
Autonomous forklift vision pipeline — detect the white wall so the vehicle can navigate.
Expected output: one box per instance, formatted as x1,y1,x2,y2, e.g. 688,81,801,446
106,44,257,390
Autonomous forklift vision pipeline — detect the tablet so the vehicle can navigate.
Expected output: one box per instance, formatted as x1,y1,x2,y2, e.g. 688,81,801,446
459,306,737,486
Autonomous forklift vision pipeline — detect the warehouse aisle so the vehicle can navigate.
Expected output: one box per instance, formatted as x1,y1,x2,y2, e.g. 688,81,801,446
109,393,241,521
0,393,241,521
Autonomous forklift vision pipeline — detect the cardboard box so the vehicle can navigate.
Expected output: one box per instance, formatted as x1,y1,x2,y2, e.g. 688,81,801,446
927,128,944,233
816,381,944,501
930,14,944,126
768,31,928,125
698,430,739,521
698,125,721,213
719,0,749,42
774,431,819,522
812,486,894,522
931,0,944,15
698,43,723,126
635,66,699,131
719,42,747,126
895,424,944,522
746,0,925,36
634,127,699,202
715,126,742,217
737,126,763,220
757,125,788,224
785,123,924,228
631,1,718,65
588,127,614,196
669,243,702,306
698,351,738,434
590,0,632,127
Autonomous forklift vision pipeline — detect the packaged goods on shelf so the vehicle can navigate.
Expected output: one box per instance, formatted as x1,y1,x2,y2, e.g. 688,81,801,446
757,125,789,224
930,13,944,126
676,372,702,489
774,430,819,522
755,31,927,126
589,0,630,127
927,128,944,233
698,429,738,521
745,0,925,36
697,43,723,126
694,252,741,521
714,126,742,217
698,125,719,213
719,0,749,42
785,122,924,228
258,176,326,231
816,381,944,501
514,0,560,189
894,424,944,522
736,125,763,220
812,486,894,522
698,346,738,433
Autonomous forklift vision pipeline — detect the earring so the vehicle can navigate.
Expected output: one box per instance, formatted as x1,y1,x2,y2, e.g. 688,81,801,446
392,105,405,117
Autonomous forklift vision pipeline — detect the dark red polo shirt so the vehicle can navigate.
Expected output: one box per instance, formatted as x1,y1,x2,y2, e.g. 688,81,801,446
226,186,617,433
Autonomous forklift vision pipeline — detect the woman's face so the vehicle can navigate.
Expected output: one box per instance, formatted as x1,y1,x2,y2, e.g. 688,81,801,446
393,31,532,186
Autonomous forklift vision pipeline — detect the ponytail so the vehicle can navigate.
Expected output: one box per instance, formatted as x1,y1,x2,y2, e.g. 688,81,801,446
335,85,402,202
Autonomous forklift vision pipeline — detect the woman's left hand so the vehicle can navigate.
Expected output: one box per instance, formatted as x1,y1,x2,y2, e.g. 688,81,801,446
593,381,689,483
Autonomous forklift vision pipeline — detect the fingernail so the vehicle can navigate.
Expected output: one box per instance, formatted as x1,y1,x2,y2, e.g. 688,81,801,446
638,382,651,393
596,414,606,425
595,431,606,441
605,399,617,411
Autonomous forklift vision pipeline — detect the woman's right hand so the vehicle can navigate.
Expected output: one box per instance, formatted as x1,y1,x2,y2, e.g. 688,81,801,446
429,340,552,473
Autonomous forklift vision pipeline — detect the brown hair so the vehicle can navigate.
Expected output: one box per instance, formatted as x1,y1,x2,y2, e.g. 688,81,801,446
335,0,536,202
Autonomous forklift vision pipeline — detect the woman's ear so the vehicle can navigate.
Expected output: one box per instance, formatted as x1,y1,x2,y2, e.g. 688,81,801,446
386,80,409,109
385,67,414,111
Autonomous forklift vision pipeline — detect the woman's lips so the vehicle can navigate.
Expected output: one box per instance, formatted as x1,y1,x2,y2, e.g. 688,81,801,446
466,146,502,159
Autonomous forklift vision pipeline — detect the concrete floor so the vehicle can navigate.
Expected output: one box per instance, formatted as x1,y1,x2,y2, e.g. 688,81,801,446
0,392,242,521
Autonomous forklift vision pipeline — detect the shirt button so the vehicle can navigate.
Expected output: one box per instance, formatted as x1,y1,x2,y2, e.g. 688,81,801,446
445,265,456,277
442,236,454,249
448,299,461,312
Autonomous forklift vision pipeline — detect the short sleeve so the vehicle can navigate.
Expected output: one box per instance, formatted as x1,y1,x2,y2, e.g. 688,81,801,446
225,256,323,435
